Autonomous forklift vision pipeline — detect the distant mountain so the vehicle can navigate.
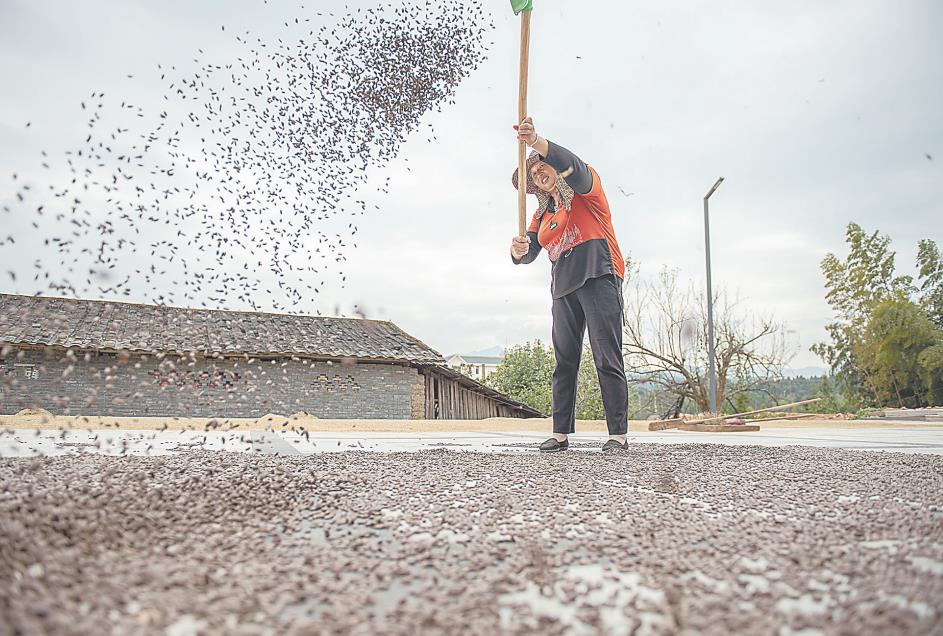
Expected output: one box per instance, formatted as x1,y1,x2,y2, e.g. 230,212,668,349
783,366,828,378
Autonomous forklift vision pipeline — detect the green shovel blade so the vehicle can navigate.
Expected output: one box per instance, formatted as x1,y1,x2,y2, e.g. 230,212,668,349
511,0,533,15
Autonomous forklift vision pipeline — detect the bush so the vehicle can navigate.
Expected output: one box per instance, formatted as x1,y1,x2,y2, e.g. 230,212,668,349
486,341,554,415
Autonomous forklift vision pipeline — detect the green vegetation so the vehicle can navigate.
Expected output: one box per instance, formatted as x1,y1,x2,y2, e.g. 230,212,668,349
812,223,943,408
487,340,635,418
488,223,942,416
486,341,554,416
574,344,605,419
917,239,943,328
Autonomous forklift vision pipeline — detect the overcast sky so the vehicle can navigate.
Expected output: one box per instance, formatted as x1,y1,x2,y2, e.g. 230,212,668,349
1,0,941,368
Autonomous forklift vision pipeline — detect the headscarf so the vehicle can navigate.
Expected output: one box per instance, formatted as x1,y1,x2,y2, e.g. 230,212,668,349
511,150,575,220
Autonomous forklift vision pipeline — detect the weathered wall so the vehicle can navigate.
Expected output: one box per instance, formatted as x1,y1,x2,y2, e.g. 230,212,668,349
410,373,426,419
0,347,419,419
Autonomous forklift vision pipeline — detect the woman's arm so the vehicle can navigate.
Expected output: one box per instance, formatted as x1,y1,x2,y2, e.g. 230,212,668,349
529,134,550,159
539,140,593,195
515,118,593,195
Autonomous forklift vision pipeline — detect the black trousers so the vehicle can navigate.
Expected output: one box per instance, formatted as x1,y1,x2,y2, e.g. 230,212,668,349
551,274,628,435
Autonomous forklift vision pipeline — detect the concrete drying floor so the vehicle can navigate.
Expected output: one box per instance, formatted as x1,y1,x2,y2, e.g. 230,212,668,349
2,433,942,635
3,426,943,457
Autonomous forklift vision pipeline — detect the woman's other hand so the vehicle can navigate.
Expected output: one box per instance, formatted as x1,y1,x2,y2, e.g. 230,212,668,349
511,234,531,259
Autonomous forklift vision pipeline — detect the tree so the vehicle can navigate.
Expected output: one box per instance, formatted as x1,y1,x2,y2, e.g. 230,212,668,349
487,340,629,419
811,375,864,414
813,224,943,406
918,341,943,405
811,223,915,398
575,344,606,420
622,263,792,414
486,341,554,415
917,239,943,328
855,299,943,407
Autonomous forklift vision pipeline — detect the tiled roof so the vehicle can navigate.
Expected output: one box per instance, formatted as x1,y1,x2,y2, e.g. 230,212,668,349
0,294,444,364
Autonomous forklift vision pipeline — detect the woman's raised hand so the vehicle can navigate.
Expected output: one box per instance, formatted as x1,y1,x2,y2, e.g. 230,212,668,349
513,116,537,146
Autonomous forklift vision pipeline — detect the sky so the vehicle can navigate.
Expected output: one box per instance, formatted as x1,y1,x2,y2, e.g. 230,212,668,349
1,0,941,369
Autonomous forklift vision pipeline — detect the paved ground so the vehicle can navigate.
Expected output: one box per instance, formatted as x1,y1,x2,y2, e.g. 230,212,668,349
2,426,943,457
2,429,942,635
5,412,938,434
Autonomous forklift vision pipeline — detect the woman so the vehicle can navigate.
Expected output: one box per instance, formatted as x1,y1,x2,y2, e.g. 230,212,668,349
510,117,628,452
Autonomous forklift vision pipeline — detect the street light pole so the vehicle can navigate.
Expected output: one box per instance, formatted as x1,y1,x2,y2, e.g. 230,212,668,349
703,177,724,415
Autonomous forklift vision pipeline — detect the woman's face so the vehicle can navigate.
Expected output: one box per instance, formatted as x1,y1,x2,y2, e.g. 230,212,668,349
529,161,557,193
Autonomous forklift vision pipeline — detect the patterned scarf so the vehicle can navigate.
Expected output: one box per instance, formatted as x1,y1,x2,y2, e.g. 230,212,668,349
511,150,575,220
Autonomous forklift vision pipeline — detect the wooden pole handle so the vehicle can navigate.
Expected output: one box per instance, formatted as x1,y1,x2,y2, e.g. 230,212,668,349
517,10,532,237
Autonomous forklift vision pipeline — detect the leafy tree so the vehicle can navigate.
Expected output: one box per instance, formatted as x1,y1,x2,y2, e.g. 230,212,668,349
811,223,915,399
918,341,943,405
486,341,554,415
810,375,864,414
855,299,943,407
917,239,943,328
813,224,943,407
730,391,751,414
487,340,631,419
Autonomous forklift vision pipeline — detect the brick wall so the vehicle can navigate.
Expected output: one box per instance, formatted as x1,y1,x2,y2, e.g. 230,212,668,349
410,373,426,419
0,347,420,419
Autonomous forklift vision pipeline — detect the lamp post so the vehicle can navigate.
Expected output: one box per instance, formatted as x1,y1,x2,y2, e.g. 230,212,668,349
703,177,724,415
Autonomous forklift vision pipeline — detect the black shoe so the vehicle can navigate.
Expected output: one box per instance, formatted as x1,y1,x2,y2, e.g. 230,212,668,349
602,438,628,452
539,437,569,453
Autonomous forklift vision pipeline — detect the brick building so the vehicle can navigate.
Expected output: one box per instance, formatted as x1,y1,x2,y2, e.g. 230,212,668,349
0,294,542,419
